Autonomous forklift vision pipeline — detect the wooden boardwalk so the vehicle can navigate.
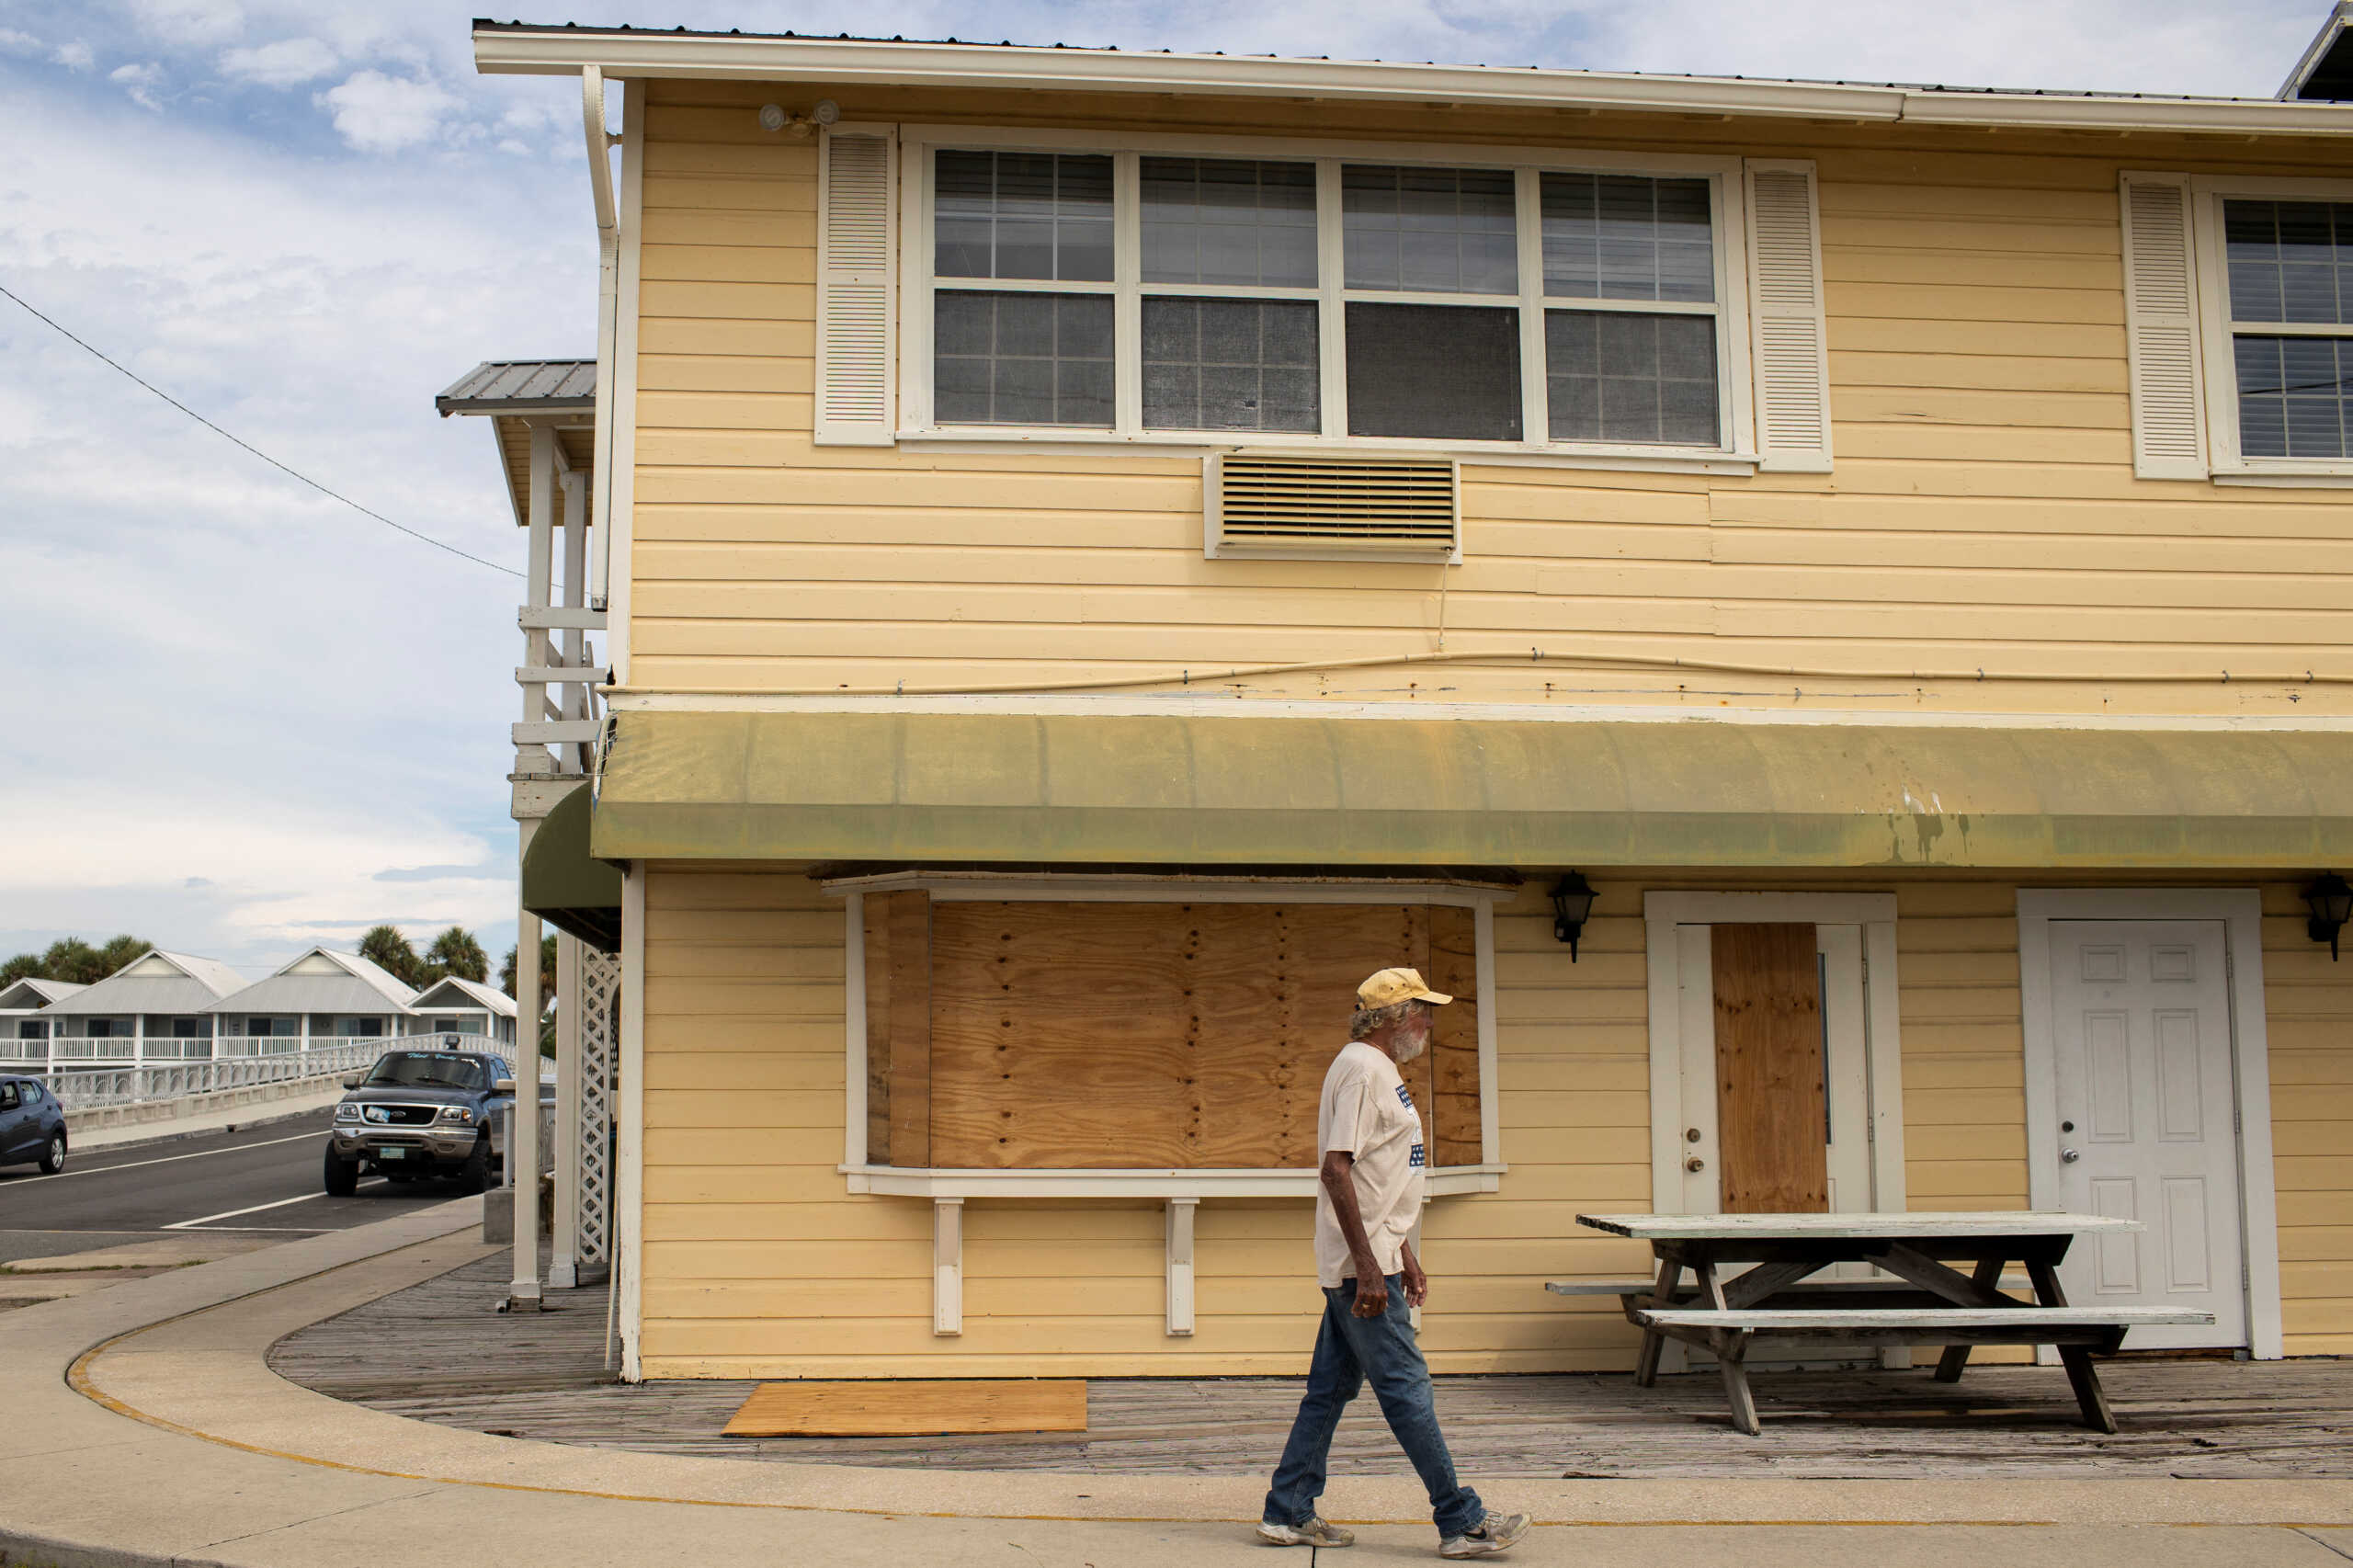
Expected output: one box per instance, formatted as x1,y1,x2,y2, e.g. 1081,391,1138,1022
268,1253,2351,1480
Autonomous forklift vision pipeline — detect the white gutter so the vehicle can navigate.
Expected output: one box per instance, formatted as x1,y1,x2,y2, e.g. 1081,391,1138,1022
478,28,2353,138
581,65,620,614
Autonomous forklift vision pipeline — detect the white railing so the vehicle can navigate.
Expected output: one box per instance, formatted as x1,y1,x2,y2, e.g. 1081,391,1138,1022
215,1035,306,1057
43,1040,387,1110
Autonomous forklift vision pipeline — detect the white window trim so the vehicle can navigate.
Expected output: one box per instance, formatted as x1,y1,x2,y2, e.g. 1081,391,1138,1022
2192,174,2353,480
833,873,1509,1198
896,123,1758,466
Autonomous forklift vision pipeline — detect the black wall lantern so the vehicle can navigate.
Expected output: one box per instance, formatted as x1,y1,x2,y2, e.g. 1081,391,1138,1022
2306,872,2353,960
1550,872,1597,960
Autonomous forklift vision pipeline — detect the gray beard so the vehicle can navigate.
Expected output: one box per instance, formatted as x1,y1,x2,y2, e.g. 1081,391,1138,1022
1388,1036,1428,1065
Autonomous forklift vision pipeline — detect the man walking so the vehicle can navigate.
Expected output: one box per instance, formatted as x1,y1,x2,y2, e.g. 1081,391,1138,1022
1260,968,1530,1559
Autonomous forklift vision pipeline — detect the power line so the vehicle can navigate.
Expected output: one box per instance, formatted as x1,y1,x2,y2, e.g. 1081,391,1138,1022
0,280,524,579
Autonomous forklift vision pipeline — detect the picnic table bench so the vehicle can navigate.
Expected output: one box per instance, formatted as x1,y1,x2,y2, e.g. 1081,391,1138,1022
1555,1212,2214,1435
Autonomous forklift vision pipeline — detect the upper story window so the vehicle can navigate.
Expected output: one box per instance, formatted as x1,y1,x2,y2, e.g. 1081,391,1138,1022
890,131,1791,461
2221,199,2353,460
2128,172,2353,481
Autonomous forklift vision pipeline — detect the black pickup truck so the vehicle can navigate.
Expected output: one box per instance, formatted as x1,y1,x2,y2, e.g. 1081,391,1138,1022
324,1048,516,1196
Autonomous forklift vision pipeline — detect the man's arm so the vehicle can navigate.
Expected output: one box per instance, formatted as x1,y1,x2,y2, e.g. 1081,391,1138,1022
1320,1150,1389,1317
1400,1239,1427,1308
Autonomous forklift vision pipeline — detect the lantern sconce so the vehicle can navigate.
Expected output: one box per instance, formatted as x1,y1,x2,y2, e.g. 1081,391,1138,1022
1550,872,1597,961
2306,872,2352,960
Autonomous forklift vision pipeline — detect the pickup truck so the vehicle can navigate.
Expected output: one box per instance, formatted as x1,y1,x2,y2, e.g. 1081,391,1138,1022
324,1048,516,1196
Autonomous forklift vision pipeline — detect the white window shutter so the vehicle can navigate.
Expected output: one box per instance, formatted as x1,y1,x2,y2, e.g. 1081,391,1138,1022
2120,173,2208,480
815,126,898,446
1744,159,1834,472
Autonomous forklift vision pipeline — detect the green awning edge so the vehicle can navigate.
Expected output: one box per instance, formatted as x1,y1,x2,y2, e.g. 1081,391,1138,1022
523,781,624,952
588,709,2353,871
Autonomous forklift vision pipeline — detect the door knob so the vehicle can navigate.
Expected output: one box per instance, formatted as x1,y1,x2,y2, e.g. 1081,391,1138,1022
2061,1148,2081,1164
1685,1155,1706,1172
1686,1127,1703,1143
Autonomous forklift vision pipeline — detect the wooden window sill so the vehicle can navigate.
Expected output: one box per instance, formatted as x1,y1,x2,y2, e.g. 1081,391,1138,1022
840,1165,1506,1198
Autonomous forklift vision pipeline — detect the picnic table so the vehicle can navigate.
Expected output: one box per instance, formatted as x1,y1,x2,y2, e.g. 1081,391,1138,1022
1555,1212,2215,1436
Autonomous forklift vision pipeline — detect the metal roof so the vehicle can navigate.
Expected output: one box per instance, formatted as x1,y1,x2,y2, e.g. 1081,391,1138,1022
0,977,85,1011
2284,1,2353,99
410,975,521,1018
474,20,2353,130
436,359,597,417
205,949,419,1017
43,951,249,1017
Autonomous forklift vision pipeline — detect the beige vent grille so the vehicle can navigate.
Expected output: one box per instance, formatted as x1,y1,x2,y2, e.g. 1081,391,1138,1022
1205,453,1460,561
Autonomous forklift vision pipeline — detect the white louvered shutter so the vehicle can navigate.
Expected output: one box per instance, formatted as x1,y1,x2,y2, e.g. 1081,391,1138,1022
1744,160,1834,472
2120,173,2208,480
815,126,898,446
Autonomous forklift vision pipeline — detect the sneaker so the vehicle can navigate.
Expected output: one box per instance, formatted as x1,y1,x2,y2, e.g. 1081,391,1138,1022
1438,1511,1531,1558
1257,1517,1356,1548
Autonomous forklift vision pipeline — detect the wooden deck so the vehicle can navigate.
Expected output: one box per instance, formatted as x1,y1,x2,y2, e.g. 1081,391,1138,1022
267,1253,2351,1479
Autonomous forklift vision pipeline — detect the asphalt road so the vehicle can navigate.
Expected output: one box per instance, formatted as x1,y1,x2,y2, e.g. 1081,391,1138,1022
0,1108,466,1263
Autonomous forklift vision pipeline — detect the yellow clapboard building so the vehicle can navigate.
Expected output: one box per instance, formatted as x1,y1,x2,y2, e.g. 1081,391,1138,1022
470,17,2353,1381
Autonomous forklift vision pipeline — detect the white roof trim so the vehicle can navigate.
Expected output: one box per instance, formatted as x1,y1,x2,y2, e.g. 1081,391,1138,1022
474,28,2353,138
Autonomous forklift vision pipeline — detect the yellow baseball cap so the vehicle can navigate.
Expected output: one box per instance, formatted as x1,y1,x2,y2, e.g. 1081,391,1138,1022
1358,967,1452,1008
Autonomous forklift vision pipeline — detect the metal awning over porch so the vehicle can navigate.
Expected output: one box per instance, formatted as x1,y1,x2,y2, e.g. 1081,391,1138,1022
585,707,2353,869
522,783,624,951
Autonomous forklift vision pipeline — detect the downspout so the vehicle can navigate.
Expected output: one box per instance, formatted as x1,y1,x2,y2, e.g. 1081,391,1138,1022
581,66,621,621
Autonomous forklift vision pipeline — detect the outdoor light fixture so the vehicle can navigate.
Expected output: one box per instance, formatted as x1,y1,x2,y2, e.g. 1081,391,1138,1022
758,99,843,136
1550,872,1597,961
2306,872,2353,960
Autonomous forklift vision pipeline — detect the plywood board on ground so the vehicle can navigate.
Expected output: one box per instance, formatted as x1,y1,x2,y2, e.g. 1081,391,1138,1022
722,1379,1087,1437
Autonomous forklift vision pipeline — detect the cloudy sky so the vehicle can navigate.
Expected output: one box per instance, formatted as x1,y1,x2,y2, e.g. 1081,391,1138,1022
0,0,2333,982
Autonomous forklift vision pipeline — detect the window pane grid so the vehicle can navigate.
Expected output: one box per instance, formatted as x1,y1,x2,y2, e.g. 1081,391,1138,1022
927,146,1727,449
2223,198,2353,326
2233,333,2353,460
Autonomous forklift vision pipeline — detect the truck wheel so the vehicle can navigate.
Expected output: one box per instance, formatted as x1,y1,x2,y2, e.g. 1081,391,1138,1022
458,1136,491,1195
38,1132,66,1176
324,1145,359,1197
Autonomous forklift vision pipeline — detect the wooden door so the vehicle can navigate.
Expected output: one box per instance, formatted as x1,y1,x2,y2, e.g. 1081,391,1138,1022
1710,923,1826,1213
2049,919,2245,1349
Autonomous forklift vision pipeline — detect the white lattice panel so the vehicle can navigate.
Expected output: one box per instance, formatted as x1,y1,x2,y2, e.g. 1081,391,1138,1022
576,948,620,1267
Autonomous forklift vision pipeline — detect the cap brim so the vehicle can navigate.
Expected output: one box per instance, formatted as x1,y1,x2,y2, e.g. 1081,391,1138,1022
1413,989,1454,1006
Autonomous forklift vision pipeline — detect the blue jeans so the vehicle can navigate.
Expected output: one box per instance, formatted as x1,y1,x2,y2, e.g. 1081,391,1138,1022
1263,1274,1484,1539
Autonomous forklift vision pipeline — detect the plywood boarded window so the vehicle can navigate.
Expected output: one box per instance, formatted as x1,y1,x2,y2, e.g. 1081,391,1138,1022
861,894,1483,1170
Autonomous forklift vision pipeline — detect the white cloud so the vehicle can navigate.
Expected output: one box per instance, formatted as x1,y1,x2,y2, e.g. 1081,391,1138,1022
109,61,165,108
315,68,460,153
219,36,335,86
126,0,244,48
0,28,42,55
51,39,93,70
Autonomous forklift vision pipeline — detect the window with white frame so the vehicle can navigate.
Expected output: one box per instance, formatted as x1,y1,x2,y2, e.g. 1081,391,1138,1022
2218,197,2353,460
901,135,1763,456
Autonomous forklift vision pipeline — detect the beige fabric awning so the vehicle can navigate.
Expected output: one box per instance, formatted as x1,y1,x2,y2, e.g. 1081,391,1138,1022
588,708,2353,869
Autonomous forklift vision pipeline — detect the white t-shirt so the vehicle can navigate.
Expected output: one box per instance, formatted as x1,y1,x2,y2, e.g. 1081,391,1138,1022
1313,1040,1427,1289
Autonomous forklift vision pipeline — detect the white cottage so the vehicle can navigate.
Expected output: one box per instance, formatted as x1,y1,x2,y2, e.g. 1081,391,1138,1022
0,977,86,1069
206,949,417,1057
38,951,247,1065
402,976,521,1048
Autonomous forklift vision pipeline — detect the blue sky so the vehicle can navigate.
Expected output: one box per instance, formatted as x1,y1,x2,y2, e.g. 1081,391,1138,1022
0,0,2335,981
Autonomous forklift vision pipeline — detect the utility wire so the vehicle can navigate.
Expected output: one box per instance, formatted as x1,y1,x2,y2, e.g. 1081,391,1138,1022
0,281,524,579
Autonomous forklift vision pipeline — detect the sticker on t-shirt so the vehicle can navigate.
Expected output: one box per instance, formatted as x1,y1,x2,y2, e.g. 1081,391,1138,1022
1395,1085,1415,1111
1410,1143,1426,1167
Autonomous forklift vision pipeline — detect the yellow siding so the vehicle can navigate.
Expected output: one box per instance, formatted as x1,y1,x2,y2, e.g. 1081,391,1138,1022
625,81,2353,715
638,866,2353,1377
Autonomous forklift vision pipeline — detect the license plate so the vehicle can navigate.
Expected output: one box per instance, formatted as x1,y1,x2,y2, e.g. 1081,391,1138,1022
378,1146,407,1160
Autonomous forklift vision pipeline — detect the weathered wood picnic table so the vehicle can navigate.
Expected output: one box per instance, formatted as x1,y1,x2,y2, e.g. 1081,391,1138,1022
1557,1212,2215,1436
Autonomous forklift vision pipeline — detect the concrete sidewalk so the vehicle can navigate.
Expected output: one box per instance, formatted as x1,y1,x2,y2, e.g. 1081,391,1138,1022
4,1201,2350,1568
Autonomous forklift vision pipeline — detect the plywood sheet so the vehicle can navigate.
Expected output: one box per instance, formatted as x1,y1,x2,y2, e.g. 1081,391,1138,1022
862,891,929,1167
1429,903,1483,1166
926,901,1464,1169
722,1380,1087,1437
1711,923,1827,1213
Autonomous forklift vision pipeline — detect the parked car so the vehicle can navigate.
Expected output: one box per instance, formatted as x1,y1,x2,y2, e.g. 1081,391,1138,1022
0,1075,68,1175
324,1049,516,1196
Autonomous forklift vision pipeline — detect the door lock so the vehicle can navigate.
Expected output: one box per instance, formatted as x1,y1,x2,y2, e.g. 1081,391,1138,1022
1685,1155,1706,1172
1685,1127,1703,1143
2061,1148,2081,1164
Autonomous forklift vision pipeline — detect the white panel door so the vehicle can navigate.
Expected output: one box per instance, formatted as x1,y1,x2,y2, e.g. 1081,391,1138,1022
2049,919,2245,1349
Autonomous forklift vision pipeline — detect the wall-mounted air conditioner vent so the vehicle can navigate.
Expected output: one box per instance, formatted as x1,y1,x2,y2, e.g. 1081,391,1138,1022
1205,453,1461,562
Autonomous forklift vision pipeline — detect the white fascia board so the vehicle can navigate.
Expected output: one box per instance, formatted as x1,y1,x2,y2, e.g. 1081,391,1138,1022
2279,4,2353,99
474,28,2353,138
474,29,1902,120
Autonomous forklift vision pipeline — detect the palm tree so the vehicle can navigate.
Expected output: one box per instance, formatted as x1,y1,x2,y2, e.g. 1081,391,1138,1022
0,952,41,986
499,933,559,1000
425,926,489,984
358,925,422,988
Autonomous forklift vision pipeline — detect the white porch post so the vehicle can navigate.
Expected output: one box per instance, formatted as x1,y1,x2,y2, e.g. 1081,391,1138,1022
550,929,583,1290
519,424,557,775
509,816,544,1312
560,471,590,765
